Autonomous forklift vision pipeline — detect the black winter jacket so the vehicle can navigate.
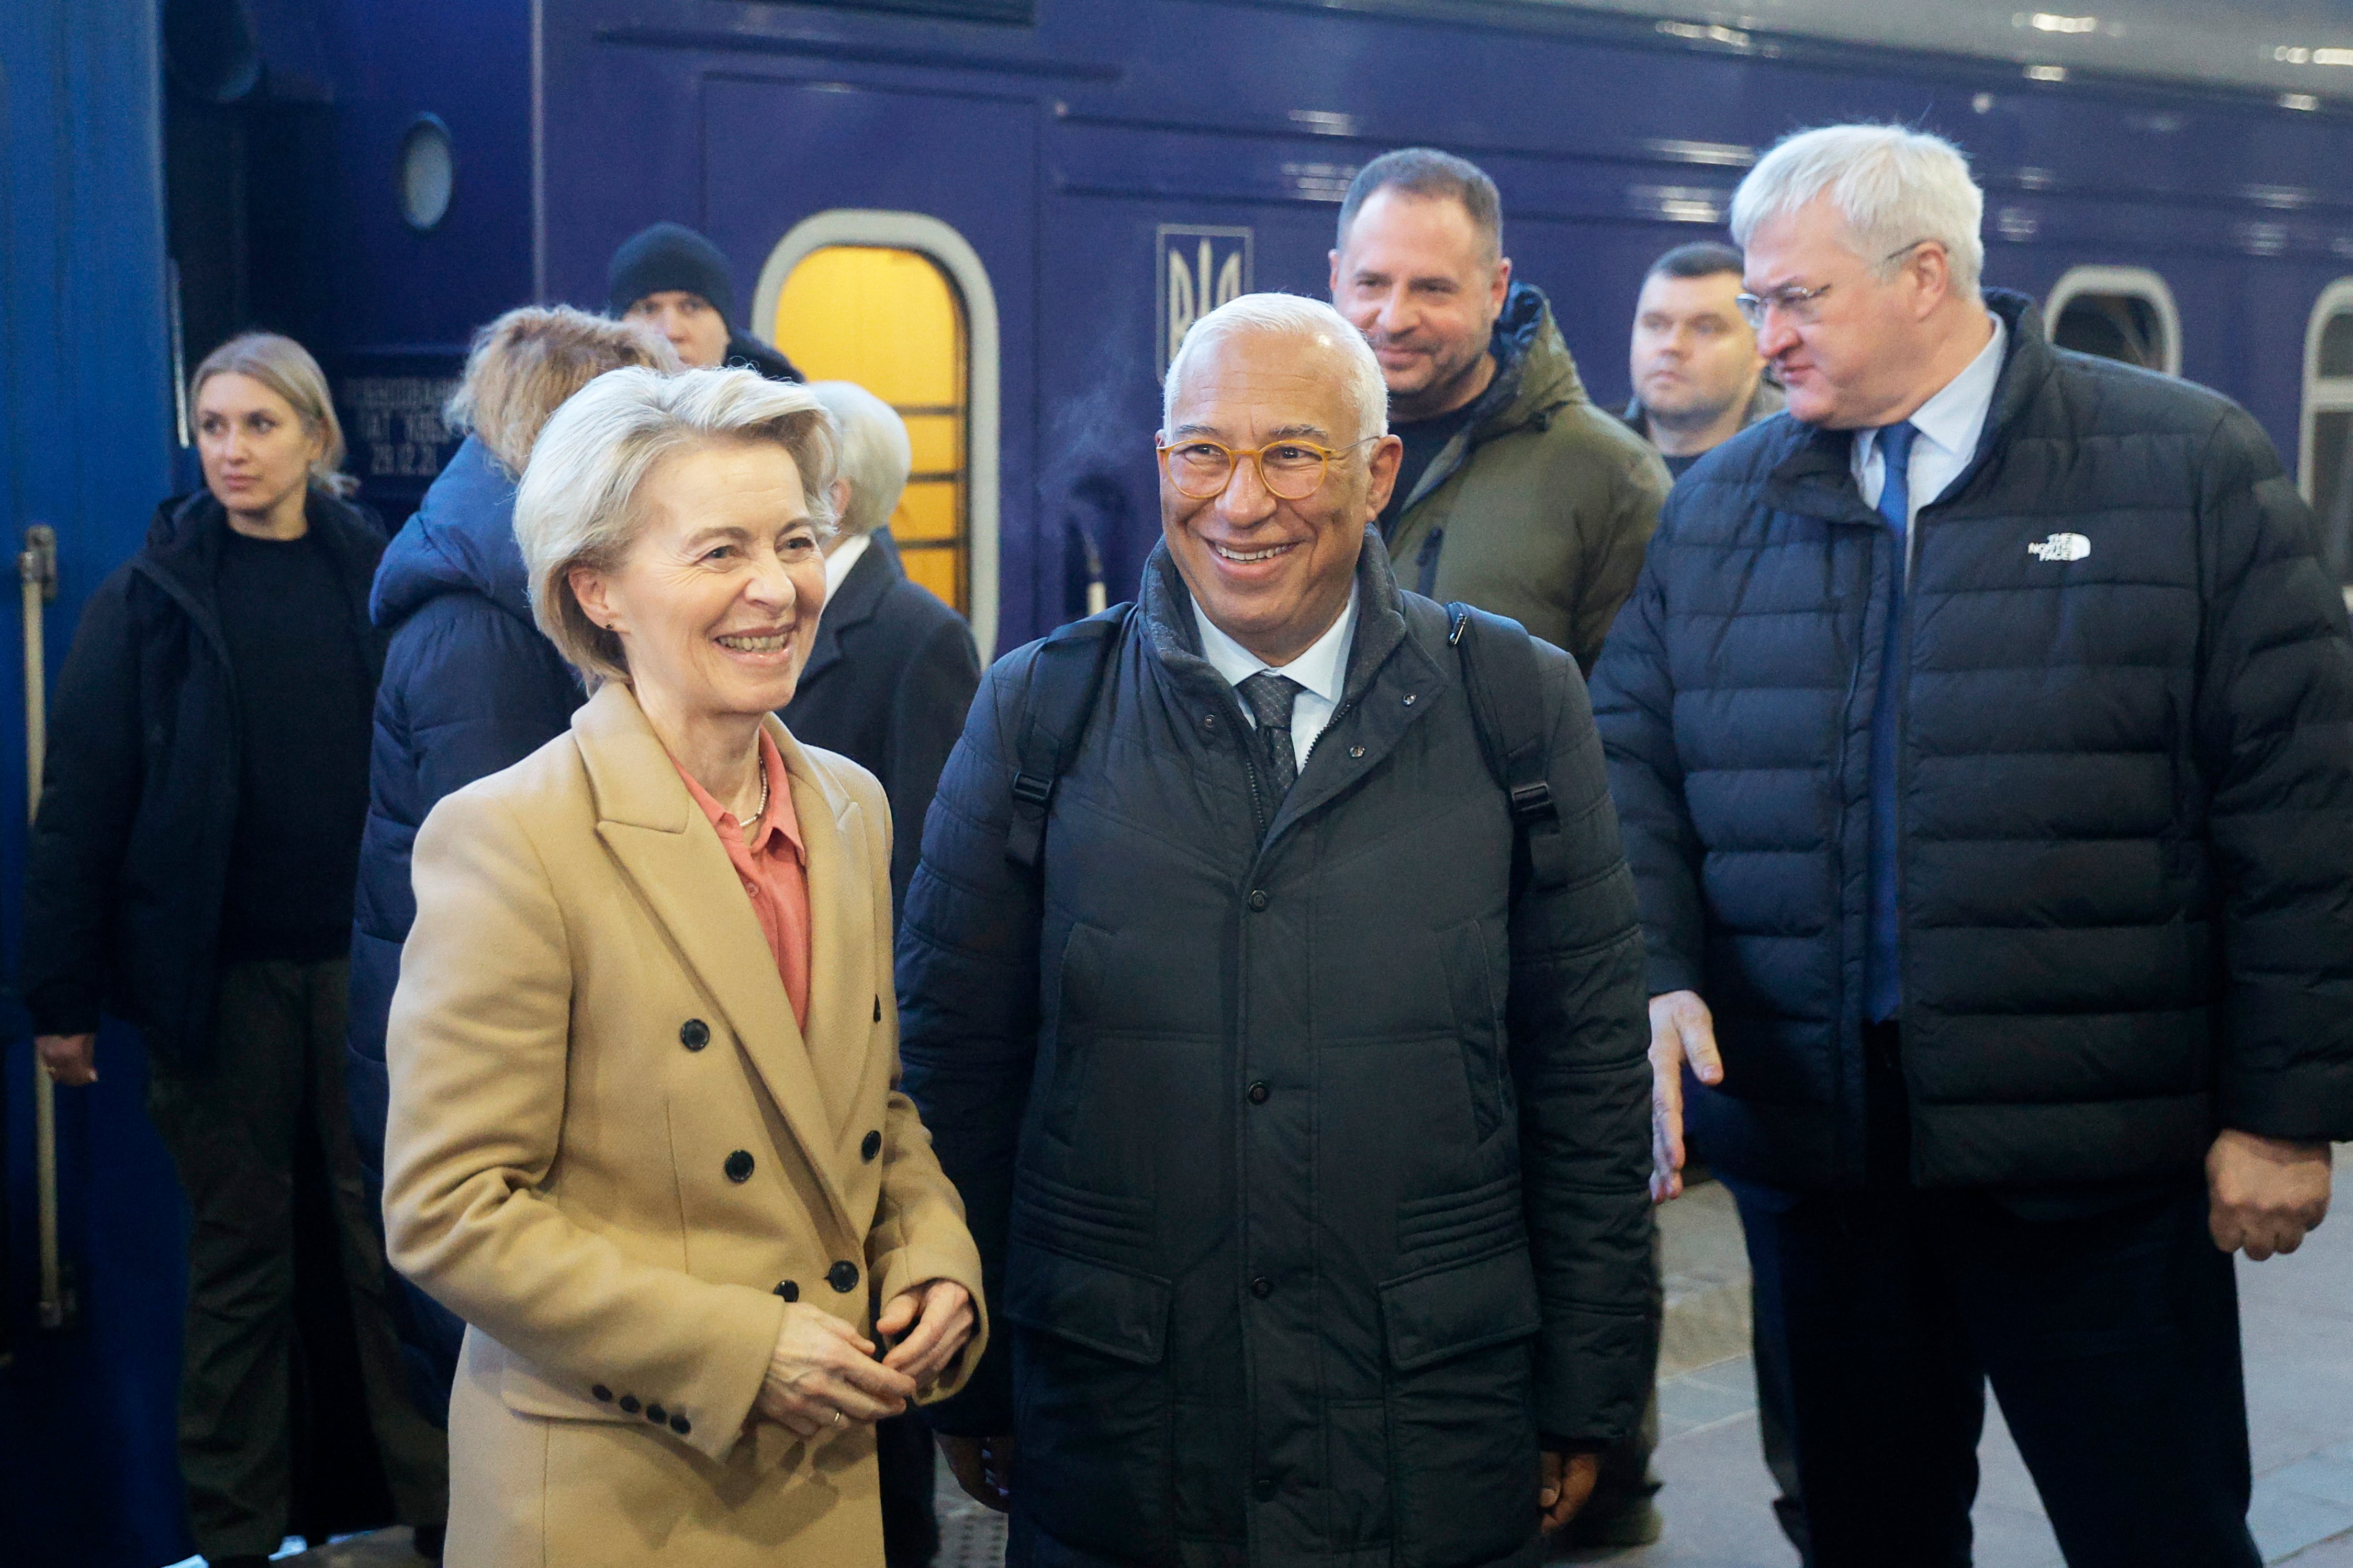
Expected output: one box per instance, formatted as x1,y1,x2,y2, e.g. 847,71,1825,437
781,528,980,920
899,536,1654,1568
21,489,387,1066
1590,292,2353,1192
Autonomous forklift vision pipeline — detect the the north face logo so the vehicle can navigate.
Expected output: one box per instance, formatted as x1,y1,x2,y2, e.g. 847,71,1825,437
2027,532,2091,562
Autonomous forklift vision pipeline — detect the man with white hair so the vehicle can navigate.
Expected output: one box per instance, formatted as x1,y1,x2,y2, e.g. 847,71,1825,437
899,293,1656,1565
1593,124,2353,1566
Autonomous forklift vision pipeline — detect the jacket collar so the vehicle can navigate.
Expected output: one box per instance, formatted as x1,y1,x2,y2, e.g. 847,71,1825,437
798,527,904,690
569,681,869,1239
1394,283,1588,517
1136,528,1440,845
1760,289,2049,525
133,487,388,676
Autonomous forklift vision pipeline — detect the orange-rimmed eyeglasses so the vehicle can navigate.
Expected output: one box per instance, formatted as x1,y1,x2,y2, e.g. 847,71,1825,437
1156,435,1381,501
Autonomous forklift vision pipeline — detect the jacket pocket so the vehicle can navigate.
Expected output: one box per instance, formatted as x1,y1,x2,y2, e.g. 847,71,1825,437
1005,1240,1174,1558
1380,1247,1544,1565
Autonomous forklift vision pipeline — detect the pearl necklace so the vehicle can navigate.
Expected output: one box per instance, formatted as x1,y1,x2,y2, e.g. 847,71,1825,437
737,766,769,836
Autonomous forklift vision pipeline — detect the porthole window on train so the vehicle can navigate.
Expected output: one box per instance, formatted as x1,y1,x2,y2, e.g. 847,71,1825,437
2298,279,2353,588
774,246,972,615
397,115,453,232
2046,265,2181,376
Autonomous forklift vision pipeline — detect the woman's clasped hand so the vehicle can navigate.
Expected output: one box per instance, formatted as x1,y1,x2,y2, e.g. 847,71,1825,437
755,1279,974,1439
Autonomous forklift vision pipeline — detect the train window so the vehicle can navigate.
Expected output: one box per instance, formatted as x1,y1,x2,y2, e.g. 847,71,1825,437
752,211,1001,658
775,247,969,614
398,116,453,233
2299,279,2353,587
2045,266,2181,376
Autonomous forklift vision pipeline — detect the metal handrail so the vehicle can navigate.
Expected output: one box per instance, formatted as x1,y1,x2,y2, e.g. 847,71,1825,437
20,525,62,1329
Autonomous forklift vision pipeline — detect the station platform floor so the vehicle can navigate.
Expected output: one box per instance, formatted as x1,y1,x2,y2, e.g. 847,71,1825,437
260,1150,2352,1568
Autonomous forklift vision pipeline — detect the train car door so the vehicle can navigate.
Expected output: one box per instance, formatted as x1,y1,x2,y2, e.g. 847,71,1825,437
700,81,1037,657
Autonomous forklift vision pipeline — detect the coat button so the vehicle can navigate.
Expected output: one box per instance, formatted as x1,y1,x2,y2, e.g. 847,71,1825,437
1402,694,1416,706
1250,1276,1271,1299
619,1394,641,1414
670,1413,692,1436
1247,1081,1270,1105
861,1130,882,1161
1253,1475,1278,1501
827,1260,860,1294
1247,889,1270,911
774,1280,799,1302
591,1384,613,1402
724,1150,755,1182
1348,745,1365,759
680,1019,710,1051
645,1403,667,1424
1202,712,1218,729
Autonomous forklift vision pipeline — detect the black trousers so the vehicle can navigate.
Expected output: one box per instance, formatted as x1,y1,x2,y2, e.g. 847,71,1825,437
878,1409,939,1567
148,960,447,1559
1730,1031,2261,1568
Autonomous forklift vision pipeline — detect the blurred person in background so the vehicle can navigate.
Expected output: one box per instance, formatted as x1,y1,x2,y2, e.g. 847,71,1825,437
1331,146,1668,673
1622,241,1783,480
784,381,982,926
382,366,982,1565
23,332,445,1567
345,306,679,1460
609,220,803,380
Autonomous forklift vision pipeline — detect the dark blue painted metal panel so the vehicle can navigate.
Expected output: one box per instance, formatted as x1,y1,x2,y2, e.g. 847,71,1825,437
2,4,196,1565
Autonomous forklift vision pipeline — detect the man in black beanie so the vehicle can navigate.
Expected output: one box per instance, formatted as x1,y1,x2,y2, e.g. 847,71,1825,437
606,221,802,381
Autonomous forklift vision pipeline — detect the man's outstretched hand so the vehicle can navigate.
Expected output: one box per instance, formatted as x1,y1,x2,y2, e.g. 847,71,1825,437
1648,990,1722,1202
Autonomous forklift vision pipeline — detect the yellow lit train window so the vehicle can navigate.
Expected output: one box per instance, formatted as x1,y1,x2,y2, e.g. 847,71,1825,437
772,246,969,613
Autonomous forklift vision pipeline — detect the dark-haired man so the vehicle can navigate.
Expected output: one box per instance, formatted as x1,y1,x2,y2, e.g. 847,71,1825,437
1331,148,1668,672
1624,241,1782,478
606,221,802,381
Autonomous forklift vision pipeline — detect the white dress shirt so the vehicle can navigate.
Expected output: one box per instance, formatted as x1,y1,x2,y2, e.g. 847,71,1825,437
822,530,872,600
1192,583,1359,771
1852,313,2008,574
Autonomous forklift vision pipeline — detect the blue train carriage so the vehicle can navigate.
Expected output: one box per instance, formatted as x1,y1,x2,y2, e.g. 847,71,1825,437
296,0,2353,656
11,3,2353,1564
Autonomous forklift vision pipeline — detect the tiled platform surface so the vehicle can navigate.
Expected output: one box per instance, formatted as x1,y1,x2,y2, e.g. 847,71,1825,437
1581,1149,2353,1567
257,1152,2353,1568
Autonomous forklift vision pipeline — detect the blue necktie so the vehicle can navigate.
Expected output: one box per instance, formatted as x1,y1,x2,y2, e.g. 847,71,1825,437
1866,421,1920,1023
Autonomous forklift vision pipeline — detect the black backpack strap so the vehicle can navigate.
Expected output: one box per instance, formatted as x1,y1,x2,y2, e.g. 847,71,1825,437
1005,602,1134,874
1447,603,1569,893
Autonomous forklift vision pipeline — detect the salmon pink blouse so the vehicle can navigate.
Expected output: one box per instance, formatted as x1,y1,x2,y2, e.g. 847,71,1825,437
672,730,812,1029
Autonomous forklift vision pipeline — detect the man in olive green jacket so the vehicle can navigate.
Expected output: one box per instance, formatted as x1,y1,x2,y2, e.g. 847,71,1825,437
1332,148,1669,673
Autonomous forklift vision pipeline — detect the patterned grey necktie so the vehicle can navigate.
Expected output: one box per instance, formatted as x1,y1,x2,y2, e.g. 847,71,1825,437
1236,671,1305,797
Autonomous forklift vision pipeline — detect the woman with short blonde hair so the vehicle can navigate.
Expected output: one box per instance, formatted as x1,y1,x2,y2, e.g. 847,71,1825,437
384,365,984,1567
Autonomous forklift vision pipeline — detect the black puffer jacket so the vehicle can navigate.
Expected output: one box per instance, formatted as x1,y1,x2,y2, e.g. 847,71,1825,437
21,489,386,1066
899,536,1653,1568
1591,292,2353,1192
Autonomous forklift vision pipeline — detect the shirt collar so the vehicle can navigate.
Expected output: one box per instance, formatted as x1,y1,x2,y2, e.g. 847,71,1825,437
671,728,806,865
1191,581,1359,705
823,531,872,600
1862,312,2008,463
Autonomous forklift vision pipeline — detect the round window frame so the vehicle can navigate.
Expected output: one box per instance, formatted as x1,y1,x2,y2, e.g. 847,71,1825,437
396,114,455,234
